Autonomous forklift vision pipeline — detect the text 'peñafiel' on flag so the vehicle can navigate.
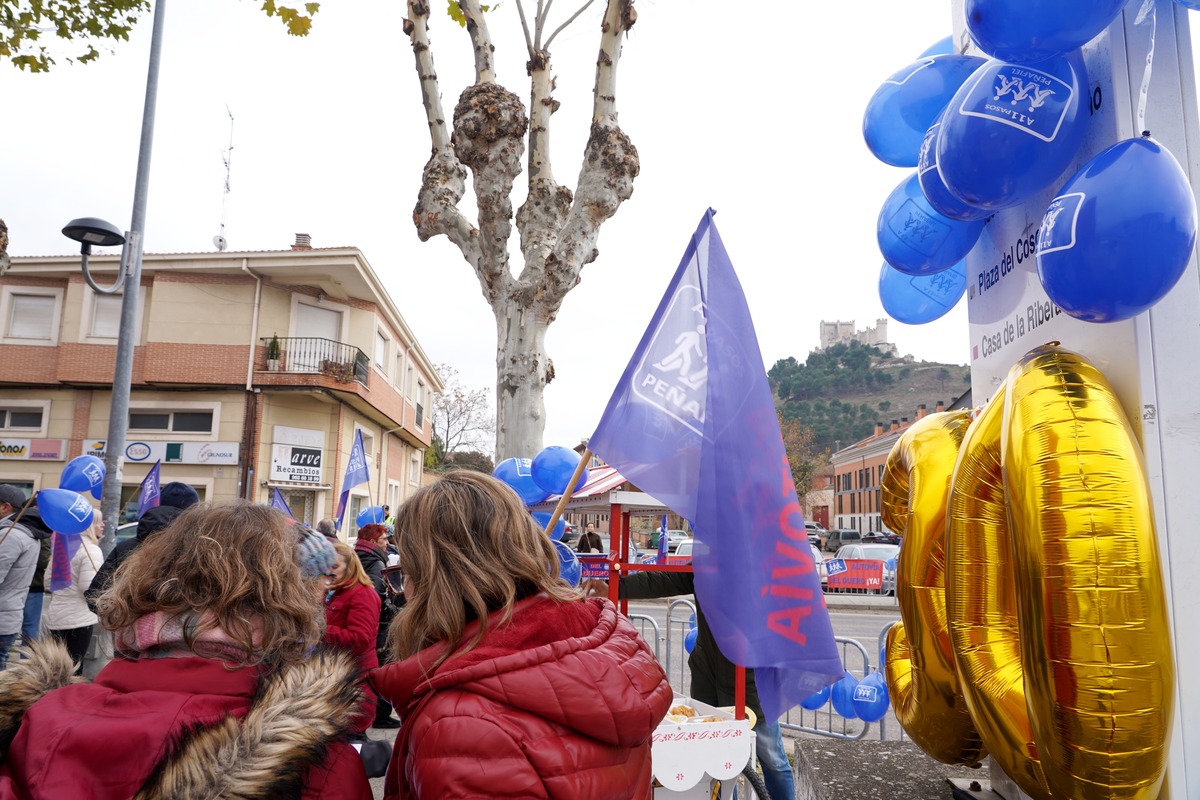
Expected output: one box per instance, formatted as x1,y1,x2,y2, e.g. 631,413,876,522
588,209,841,720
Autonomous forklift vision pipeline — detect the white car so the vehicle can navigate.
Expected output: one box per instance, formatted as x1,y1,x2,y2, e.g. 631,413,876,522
810,543,827,587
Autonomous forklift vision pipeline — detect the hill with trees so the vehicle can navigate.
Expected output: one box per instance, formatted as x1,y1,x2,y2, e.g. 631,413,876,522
769,341,970,456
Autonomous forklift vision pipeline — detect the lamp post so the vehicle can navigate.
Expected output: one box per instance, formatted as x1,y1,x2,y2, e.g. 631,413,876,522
60,0,167,552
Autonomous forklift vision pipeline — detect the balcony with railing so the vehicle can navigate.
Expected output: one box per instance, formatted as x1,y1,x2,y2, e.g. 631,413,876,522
259,336,370,387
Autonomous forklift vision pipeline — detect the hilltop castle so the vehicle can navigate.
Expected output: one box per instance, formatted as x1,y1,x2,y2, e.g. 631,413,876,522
818,319,899,356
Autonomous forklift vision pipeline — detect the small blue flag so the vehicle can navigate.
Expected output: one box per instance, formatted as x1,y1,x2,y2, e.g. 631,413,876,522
589,209,841,720
657,514,669,564
137,460,162,519
272,487,295,520
335,430,370,530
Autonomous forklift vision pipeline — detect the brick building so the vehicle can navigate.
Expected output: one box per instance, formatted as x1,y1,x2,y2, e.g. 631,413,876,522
0,238,442,532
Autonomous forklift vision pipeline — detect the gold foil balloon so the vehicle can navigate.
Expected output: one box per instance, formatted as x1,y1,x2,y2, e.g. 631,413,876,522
946,387,1051,800
1004,344,1173,800
881,410,986,766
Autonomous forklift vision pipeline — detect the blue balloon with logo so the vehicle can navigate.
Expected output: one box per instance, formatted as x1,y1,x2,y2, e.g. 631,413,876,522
356,505,387,528
831,671,860,719
531,511,567,541
851,671,891,723
880,260,967,325
878,173,984,276
493,457,551,506
59,454,106,500
800,683,832,711
552,539,581,587
863,55,987,168
918,118,990,221
35,488,94,535
965,0,1127,63
937,52,1088,211
531,446,589,496
684,626,698,654
1036,136,1198,322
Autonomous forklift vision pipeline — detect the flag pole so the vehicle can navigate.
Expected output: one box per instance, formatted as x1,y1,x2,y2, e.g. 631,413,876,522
542,449,591,535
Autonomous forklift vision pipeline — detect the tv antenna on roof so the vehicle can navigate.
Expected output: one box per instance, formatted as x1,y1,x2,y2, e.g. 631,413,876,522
214,105,234,252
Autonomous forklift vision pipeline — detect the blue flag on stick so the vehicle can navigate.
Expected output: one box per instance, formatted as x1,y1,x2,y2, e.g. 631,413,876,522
589,209,841,720
48,531,80,592
272,487,295,520
138,460,162,519
335,430,370,530
657,515,669,565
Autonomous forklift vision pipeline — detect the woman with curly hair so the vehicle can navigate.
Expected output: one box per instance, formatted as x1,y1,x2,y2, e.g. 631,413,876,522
0,502,372,799
370,471,672,799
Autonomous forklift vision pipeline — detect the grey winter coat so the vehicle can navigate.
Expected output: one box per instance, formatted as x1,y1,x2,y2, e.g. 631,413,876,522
0,515,48,636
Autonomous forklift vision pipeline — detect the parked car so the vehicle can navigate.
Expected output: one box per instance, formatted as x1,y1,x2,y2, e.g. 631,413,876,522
559,523,579,548
663,529,690,552
810,543,827,588
823,529,862,552
833,543,900,594
863,531,901,545
116,521,139,543
667,538,694,565
804,521,827,548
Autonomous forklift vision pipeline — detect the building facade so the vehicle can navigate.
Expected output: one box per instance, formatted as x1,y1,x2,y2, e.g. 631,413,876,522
0,240,442,534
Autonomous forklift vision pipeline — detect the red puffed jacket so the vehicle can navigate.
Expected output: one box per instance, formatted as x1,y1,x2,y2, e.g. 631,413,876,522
324,579,382,733
370,595,672,799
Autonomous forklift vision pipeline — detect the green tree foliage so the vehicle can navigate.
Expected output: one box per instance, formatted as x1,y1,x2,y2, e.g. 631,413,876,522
1,0,319,72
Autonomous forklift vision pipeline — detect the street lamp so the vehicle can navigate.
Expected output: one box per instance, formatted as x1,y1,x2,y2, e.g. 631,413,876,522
60,0,167,552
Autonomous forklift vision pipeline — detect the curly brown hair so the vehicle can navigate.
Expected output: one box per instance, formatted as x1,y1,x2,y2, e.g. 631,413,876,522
389,471,580,665
96,502,325,666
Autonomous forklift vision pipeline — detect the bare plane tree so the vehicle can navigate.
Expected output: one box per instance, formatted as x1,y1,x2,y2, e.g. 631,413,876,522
403,0,638,459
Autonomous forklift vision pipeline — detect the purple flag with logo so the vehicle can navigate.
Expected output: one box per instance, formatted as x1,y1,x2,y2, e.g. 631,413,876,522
272,487,295,520
335,430,369,530
137,460,162,519
48,531,80,592
589,209,840,720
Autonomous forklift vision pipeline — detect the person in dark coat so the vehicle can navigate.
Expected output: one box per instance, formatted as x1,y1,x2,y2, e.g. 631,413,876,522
612,570,796,800
354,523,400,728
85,506,182,614
576,522,605,554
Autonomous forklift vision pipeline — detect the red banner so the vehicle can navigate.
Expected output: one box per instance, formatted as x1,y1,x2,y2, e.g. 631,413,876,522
826,559,884,592
578,554,611,579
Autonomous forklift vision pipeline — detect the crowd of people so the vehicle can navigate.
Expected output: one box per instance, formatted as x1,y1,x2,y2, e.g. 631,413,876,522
0,474,697,799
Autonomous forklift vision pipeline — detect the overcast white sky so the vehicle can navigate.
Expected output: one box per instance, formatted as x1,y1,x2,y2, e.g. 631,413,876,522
4,0,1039,449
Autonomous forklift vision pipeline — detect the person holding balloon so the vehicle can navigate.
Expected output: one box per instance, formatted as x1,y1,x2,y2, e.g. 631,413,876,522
369,470,672,799
41,514,104,674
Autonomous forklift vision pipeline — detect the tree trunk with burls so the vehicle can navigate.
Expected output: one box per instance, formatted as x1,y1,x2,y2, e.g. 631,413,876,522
404,0,639,459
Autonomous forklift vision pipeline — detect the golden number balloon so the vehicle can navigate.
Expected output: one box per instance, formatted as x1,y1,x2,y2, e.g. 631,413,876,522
881,409,986,767
1004,344,1173,800
946,385,1051,800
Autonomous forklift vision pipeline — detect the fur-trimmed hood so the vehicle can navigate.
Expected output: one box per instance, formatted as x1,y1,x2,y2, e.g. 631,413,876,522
0,639,369,799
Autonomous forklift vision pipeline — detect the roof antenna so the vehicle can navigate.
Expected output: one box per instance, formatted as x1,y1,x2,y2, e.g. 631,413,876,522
213,106,234,252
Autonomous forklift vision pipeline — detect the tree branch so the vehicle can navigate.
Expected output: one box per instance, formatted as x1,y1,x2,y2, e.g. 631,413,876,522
406,2,484,280
459,0,496,84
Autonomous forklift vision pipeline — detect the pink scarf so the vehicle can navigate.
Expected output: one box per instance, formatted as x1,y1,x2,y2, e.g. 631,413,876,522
113,610,262,663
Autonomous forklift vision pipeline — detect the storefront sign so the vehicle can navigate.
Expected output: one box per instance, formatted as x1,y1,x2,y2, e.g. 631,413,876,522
85,440,239,465
270,427,326,484
0,439,66,461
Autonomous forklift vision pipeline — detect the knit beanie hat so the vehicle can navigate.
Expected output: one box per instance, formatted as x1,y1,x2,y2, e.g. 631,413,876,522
296,526,337,578
160,482,200,510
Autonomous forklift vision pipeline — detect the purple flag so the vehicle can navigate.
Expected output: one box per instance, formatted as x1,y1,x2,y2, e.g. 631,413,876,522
589,209,840,720
272,487,295,519
137,460,162,519
335,430,369,530
48,531,80,592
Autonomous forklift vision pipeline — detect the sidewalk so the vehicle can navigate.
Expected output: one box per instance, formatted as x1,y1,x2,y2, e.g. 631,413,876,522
820,590,900,613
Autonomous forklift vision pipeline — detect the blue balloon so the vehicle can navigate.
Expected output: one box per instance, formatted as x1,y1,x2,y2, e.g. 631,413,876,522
919,35,955,58
531,511,567,541
877,173,985,275
1037,136,1198,322
879,260,967,325
356,505,387,528
493,458,551,506
863,55,987,167
552,539,581,586
531,446,589,496
684,626,698,654
800,683,832,710
1176,0,1200,8
851,671,891,723
35,488,94,535
831,671,860,720
918,118,990,221
937,52,1088,211
966,0,1127,63
59,455,106,498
